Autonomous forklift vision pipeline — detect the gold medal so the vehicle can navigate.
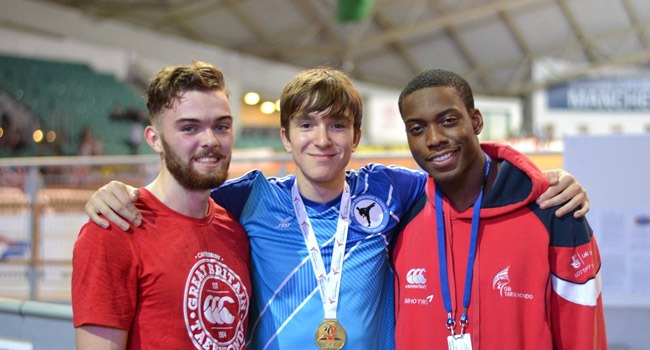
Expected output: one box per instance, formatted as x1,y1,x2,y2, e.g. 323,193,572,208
314,319,347,349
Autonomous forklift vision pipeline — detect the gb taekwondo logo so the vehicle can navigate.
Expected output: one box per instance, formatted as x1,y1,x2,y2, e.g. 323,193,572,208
351,195,389,233
405,268,427,289
492,266,534,300
184,252,249,350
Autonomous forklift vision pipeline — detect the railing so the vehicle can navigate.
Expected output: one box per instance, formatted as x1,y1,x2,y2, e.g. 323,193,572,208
0,151,421,301
0,154,160,301
0,296,75,350
0,296,72,320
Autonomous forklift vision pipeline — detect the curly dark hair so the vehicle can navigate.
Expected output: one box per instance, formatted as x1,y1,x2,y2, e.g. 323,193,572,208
146,61,228,121
398,69,474,115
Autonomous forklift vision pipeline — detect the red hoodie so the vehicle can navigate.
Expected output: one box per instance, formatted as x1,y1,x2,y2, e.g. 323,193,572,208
393,143,607,350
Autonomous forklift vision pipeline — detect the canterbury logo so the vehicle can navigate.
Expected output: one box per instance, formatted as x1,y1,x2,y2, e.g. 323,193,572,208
406,268,427,284
203,295,236,325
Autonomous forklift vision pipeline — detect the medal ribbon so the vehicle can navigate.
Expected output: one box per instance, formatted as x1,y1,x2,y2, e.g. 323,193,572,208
435,153,491,335
291,181,351,320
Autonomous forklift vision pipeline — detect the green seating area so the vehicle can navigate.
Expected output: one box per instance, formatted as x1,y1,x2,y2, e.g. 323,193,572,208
0,55,289,157
0,55,149,157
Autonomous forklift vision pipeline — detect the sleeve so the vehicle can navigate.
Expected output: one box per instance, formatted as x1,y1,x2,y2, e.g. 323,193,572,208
375,163,428,210
364,164,427,255
548,218,608,349
210,170,260,219
71,222,139,330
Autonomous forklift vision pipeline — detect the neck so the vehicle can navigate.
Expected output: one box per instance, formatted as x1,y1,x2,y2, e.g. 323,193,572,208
437,153,498,212
145,173,211,219
294,173,346,204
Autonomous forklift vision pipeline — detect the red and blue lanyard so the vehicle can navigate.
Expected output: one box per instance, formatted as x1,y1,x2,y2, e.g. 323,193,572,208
434,153,491,335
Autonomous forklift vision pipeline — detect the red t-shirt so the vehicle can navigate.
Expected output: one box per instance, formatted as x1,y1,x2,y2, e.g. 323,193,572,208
72,188,251,349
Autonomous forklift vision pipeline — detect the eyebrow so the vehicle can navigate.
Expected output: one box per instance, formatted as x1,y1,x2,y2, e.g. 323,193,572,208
435,108,458,118
293,113,316,121
176,115,232,123
405,107,459,121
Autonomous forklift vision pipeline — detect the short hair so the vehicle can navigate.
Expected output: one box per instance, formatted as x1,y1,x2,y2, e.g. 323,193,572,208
280,67,362,140
398,69,474,115
146,61,228,121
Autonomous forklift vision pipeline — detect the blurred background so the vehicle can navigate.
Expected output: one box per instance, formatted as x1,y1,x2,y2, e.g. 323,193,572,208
0,0,649,348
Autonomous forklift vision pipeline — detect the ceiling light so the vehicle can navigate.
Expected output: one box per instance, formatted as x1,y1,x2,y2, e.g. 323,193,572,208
46,130,57,143
260,101,276,114
33,129,44,143
244,92,260,105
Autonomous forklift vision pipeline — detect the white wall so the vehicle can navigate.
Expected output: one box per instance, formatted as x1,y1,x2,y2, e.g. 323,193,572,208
365,91,523,146
563,135,650,349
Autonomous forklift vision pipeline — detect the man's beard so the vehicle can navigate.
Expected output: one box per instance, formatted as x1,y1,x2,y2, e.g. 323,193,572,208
161,138,230,191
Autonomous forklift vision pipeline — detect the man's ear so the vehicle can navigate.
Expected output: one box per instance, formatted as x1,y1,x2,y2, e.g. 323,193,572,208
144,125,163,153
280,127,292,153
471,108,484,135
352,128,362,152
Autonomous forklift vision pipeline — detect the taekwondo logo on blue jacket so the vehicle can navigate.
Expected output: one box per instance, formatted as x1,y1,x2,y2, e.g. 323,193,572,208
351,195,389,233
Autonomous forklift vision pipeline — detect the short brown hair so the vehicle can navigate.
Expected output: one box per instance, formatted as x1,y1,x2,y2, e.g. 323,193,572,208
280,67,362,140
146,61,228,121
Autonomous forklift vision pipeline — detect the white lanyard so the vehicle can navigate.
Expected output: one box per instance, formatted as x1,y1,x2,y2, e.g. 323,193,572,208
291,181,351,320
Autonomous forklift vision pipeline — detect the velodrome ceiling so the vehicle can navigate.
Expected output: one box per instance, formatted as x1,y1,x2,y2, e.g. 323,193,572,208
23,0,650,96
